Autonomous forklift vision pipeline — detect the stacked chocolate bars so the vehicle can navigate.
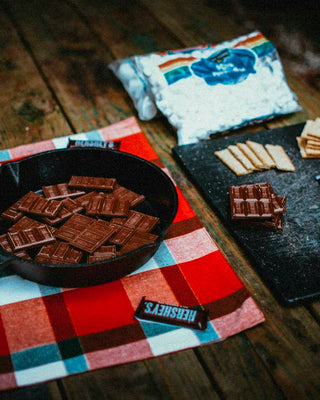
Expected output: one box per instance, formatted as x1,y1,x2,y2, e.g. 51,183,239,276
229,182,287,231
0,176,159,264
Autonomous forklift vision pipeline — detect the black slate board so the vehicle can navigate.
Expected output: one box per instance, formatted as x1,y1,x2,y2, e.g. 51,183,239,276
173,123,320,304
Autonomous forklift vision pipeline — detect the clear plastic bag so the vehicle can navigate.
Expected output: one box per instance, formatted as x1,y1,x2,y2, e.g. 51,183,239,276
110,32,301,144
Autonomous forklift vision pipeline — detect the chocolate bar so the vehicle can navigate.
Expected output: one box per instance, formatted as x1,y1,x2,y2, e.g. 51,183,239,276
230,183,275,219
118,230,158,255
42,206,73,226
259,182,286,214
86,193,130,217
74,191,97,208
68,176,116,192
67,139,121,150
112,184,145,207
134,297,208,330
87,245,117,263
230,183,287,231
42,183,85,200
1,192,35,222
62,197,84,214
9,216,44,232
0,234,13,253
18,192,63,218
69,219,118,253
42,197,84,226
55,214,94,242
1,207,23,222
109,225,134,246
7,225,56,251
111,210,159,232
35,241,83,264
0,234,32,259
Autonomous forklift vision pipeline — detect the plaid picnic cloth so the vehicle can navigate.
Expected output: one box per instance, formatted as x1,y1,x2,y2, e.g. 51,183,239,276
0,117,264,390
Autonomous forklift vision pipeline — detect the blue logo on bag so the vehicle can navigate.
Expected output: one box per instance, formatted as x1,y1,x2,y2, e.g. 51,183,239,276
191,48,256,85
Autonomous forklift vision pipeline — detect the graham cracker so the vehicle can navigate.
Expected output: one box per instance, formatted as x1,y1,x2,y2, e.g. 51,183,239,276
228,145,256,172
297,136,320,159
305,147,320,156
265,144,296,172
246,140,276,169
236,143,265,170
215,149,250,176
301,119,320,141
306,139,320,148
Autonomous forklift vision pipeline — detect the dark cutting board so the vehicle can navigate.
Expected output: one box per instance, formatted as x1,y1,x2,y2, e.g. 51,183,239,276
173,123,320,304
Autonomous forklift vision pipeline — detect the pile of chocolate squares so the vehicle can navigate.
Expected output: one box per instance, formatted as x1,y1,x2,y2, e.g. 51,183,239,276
0,176,159,264
229,182,287,230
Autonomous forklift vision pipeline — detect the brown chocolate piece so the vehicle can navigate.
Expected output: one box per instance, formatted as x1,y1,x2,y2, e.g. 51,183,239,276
68,176,116,192
109,225,134,246
42,197,84,226
62,197,84,214
69,219,118,253
42,206,73,226
35,241,83,264
1,207,23,222
7,225,55,251
111,210,159,232
230,183,275,219
0,234,32,258
230,183,287,231
87,245,117,263
74,191,98,208
55,214,94,242
14,250,32,260
42,183,85,200
9,216,44,233
135,297,208,330
118,230,158,255
1,192,34,222
18,191,63,218
113,184,145,207
259,182,286,214
86,193,130,217
0,234,13,253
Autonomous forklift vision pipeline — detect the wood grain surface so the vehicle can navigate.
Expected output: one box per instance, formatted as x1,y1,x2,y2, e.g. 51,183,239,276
1,1,319,399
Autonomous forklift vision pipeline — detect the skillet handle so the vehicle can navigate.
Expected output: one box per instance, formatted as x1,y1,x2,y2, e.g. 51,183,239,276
0,252,13,269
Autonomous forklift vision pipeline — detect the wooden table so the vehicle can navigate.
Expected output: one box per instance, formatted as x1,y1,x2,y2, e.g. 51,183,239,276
1,1,319,399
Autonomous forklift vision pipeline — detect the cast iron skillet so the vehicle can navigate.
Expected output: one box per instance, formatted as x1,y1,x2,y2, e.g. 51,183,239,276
0,148,178,287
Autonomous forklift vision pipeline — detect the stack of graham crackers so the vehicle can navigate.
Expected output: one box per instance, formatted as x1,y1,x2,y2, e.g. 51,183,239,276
297,118,320,158
215,140,295,176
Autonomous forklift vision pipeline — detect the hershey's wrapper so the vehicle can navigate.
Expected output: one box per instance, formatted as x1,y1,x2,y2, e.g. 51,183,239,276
134,297,208,330
67,139,121,150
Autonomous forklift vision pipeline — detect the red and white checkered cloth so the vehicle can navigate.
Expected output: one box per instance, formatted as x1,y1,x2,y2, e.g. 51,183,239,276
0,117,264,390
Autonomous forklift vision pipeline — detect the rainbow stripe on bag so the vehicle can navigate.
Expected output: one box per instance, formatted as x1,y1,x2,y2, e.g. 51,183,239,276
234,31,275,58
159,32,275,85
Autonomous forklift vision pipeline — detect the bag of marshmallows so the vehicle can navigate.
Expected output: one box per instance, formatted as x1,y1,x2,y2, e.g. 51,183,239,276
109,32,301,145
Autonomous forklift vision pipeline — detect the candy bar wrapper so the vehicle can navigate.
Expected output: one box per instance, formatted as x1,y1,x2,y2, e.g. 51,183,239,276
135,297,209,330
109,31,301,144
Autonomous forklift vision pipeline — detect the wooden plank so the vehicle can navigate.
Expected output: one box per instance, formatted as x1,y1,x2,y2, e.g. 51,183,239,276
0,9,70,149
194,334,286,400
145,351,220,400
3,0,134,134
2,382,61,400
59,352,220,400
